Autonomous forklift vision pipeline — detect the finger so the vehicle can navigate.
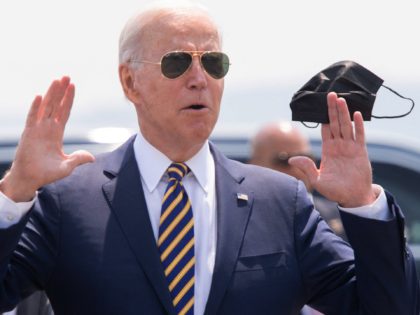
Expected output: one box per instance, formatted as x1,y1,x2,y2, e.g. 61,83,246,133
56,83,75,124
321,123,332,141
38,79,60,119
353,111,365,145
40,77,70,119
64,150,95,173
336,97,354,140
51,77,72,120
288,156,319,186
25,95,42,126
327,92,340,138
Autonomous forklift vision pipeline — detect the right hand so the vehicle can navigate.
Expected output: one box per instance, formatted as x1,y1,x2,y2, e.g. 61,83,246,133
0,76,95,202
289,92,376,208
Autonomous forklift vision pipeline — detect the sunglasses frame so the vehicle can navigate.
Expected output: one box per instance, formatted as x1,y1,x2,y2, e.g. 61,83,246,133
130,50,230,79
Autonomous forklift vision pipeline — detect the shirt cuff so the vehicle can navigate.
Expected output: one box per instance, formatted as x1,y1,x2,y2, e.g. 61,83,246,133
338,185,391,220
0,190,36,228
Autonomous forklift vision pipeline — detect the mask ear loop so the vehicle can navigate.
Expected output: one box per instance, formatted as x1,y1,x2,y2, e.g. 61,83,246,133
371,85,415,119
301,121,319,128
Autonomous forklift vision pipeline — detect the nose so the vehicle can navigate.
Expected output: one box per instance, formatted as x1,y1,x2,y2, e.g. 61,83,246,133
186,56,207,90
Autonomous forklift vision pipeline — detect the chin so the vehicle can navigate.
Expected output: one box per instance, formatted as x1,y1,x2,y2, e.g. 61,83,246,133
184,127,212,145
192,121,214,135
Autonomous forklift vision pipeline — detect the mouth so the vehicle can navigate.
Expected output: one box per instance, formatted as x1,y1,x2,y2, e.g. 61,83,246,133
184,104,207,110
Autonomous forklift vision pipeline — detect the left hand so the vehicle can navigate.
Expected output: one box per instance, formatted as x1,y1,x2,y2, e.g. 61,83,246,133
289,92,377,207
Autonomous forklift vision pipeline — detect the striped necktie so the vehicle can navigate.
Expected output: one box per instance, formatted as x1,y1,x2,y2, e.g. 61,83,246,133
158,163,195,315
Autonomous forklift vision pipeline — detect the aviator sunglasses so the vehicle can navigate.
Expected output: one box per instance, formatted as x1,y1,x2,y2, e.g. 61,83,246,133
131,51,230,79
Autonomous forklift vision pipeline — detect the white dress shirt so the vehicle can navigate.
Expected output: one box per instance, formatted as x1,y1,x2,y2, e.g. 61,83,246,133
133,132,217,315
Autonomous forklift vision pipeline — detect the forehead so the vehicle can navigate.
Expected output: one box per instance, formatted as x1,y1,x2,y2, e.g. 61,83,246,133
141,12,221,54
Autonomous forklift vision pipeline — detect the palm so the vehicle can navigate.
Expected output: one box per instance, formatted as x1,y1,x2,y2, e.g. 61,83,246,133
315,125,372,205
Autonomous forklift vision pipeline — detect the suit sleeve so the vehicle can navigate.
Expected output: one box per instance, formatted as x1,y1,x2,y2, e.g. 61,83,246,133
0,185,60,313
339,191,420,315
293,181,420,315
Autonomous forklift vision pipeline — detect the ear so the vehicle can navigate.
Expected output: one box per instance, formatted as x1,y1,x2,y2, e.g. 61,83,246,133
119,64,141,104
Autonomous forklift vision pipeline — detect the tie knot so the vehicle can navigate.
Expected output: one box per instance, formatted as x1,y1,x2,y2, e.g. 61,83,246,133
167,163,188,181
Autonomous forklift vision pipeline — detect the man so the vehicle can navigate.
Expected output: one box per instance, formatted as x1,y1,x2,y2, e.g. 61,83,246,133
250,121,345,239
0,3,418,315
250,122,314,189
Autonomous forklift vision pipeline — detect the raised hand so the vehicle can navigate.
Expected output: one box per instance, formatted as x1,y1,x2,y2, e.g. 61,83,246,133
289,92,377,207
0,77,95,202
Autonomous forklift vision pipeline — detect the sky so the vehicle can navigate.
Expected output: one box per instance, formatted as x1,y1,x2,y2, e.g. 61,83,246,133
1,0,419,141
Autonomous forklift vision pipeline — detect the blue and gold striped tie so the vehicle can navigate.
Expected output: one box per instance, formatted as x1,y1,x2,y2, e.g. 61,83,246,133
158,163,195,315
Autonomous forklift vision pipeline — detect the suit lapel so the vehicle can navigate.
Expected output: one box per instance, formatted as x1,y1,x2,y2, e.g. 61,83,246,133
204,146,254,315
102,141,176,315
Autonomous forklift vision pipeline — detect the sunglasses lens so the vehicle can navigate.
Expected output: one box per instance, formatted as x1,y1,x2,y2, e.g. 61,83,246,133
161,52,192,78
201,52,230,79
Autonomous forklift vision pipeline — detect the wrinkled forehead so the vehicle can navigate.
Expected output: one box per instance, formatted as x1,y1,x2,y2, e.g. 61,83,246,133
140,10,221,54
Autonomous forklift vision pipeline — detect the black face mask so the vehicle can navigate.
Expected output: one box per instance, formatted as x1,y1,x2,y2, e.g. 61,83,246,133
290,60,415,126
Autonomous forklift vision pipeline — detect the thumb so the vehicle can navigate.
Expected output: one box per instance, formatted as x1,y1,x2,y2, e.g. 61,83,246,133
65,150,95,170
288,156,319,185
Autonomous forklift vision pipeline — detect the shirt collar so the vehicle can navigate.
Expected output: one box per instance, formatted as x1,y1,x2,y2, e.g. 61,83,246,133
133,132,212,194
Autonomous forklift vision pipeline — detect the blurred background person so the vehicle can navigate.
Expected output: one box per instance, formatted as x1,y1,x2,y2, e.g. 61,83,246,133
249,121,346,240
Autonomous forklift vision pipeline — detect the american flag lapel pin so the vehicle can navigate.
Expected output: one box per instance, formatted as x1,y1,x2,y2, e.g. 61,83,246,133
236,193,249,201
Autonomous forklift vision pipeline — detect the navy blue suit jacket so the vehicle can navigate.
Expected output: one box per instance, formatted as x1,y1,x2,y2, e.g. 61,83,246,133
0,137,419,314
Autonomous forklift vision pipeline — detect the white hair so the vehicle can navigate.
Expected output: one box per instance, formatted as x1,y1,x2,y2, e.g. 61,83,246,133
118,1,222,65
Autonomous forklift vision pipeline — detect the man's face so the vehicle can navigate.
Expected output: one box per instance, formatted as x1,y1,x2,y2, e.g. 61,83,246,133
127,14,224,160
